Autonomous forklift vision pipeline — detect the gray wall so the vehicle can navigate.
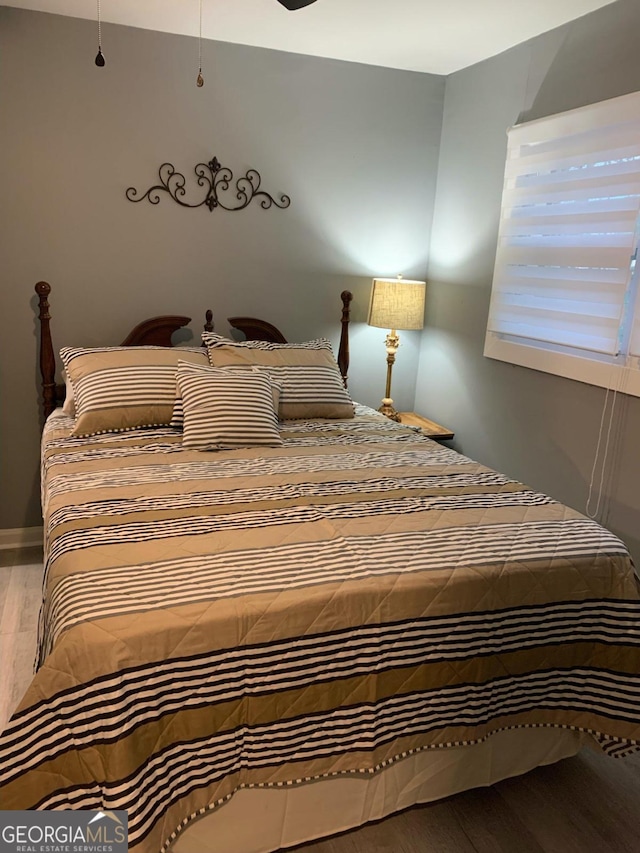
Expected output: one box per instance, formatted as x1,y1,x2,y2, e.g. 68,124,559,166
0,7,444,530
416,0,640,563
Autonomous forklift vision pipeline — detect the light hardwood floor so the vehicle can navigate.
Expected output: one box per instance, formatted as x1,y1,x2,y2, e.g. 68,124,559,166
0,557,43,731
2,555,639,853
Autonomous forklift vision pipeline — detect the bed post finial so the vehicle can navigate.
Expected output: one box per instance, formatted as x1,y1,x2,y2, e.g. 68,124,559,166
203,309,214,346
36,281,56,420
338,290,352,387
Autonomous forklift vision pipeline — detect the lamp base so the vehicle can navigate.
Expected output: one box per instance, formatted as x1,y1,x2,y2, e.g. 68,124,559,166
378,398,400,422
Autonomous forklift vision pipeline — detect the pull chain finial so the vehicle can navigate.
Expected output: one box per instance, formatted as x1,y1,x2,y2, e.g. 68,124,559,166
196,0,204,86
95,0,105,66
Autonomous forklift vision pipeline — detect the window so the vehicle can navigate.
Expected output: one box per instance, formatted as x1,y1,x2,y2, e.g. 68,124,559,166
484,90,640,398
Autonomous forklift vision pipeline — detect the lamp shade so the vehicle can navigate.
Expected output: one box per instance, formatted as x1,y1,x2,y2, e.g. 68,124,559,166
367,278,426,331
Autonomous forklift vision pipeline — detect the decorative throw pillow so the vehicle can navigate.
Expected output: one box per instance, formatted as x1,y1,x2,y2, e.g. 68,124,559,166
60,346,208,437
202,334,354,420
170,360,280,429
177,363,283,450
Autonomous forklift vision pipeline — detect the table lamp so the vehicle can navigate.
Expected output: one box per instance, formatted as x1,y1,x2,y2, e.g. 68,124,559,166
367,275,426,421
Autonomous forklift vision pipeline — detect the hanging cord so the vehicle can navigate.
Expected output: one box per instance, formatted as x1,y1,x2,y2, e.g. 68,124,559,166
587,242,638,521
196,0,204,86
95,0,105,66
585,368,623,520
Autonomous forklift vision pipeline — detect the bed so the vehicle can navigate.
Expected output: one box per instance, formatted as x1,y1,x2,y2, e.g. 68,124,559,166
1,281,639,853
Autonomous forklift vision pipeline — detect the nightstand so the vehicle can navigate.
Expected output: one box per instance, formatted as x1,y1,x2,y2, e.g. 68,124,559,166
397,412,454,441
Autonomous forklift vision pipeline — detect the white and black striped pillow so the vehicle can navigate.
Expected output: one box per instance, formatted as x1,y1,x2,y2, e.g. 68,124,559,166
203,335,354,420
170,361,281,429
177,364,283,450
60,346,208,437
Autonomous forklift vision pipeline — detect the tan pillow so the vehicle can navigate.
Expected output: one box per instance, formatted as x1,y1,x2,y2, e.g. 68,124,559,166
60,346,208,437
203,335,354,420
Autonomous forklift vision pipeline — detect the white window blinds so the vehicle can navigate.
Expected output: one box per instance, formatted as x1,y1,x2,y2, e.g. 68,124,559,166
484,90,640,396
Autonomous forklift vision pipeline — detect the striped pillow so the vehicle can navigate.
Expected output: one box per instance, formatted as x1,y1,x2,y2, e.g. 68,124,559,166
60,346,208,437
203,335,354,420
170,361,280,429
177,364,283,450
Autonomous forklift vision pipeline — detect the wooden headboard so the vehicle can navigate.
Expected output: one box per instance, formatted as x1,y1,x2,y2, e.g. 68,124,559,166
35,282,353,421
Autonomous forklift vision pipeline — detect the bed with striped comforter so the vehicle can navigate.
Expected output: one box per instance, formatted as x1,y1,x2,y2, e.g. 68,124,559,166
1,406,639,852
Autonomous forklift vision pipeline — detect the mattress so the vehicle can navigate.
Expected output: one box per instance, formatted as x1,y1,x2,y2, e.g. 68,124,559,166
1,405,639,853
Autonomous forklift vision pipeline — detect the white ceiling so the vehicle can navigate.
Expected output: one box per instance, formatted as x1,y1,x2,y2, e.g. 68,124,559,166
3,0,619,75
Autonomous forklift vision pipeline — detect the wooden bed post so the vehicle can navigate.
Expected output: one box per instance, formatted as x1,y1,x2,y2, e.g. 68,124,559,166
35,281,56,421
338,290,352,388
203,309,214,346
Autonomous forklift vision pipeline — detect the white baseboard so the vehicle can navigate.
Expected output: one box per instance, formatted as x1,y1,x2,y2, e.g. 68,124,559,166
0,527,43,550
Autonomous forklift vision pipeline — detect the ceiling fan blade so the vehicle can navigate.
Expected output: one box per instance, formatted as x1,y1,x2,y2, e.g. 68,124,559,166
276,0,318,9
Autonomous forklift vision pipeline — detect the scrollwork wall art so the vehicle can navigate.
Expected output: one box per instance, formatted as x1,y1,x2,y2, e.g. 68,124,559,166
125,156,291,214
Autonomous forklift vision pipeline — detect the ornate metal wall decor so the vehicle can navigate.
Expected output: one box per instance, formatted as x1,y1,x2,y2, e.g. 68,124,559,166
125,156,291,213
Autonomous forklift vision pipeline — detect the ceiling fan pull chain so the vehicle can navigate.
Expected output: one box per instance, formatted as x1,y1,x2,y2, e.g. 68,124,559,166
196,0,204,86
95,0,105,66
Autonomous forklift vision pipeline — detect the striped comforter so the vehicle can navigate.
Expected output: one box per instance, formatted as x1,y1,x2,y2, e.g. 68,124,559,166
1,407,639,852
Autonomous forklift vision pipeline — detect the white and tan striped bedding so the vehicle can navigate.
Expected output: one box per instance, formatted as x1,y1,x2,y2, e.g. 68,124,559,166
1,406,639,853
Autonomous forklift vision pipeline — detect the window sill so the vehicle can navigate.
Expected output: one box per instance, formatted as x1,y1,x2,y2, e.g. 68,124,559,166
483,333,640,399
